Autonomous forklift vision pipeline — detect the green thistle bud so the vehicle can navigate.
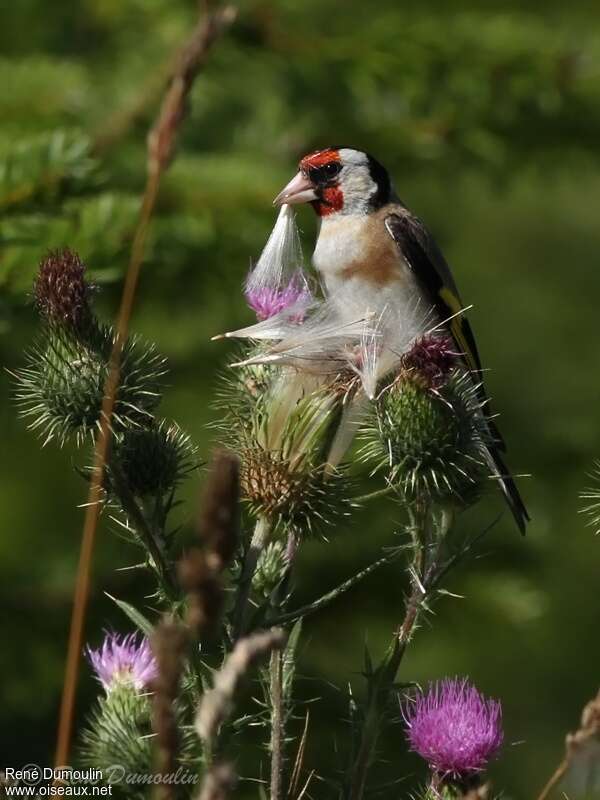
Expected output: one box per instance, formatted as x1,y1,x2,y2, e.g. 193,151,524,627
79,687,154,777
112,421,196,497
252,540,289,598
15,325,166,446
365,370,491,506
15,248,167,446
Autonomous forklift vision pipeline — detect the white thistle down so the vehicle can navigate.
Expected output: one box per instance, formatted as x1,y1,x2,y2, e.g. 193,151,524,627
215,204,468,482
244,204,312,321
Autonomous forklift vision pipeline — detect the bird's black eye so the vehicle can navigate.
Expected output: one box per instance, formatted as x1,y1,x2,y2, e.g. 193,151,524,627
322,162,342,179
308,161,342,184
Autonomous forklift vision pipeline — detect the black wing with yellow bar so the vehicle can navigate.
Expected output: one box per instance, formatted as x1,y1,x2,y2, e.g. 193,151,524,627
384,213,482,376
384,212,530,534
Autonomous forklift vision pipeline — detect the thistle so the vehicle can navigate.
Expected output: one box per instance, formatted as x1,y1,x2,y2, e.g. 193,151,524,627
403,678,503,782
400,334,458,390
251,541,291,598
81,633,158,777
15,250,167,446
245,273,312,322
224,366,353,535
112,420,196,498
87,632,158,693
362,336,491,507
33,248,93,331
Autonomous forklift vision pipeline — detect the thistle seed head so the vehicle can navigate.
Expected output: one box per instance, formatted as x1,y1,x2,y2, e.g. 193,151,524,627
34,248,93,330
240,445,351,534
241,447,304,517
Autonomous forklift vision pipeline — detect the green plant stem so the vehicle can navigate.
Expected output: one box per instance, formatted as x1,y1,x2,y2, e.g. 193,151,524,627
347,582,423,800
269,549,402,627
347,508,454,800
110,462,179,601
353,484,397,504
269,647,284,800
232,515,271,638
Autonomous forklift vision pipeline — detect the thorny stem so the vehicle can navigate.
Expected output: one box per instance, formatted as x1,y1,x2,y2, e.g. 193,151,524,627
270,648,285,800
269,550,402,627
353,484,397,504
232,515,271,638
347,508,454,800
110,461,179,600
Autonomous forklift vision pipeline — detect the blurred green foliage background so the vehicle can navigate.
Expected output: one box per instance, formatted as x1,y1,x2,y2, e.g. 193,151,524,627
1,0,599,795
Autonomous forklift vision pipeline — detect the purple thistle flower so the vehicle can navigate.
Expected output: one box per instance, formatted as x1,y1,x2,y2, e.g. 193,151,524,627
401,334,458,390
34,248,93,330
86,632,158,693
403,678,503,777
244,273,312,321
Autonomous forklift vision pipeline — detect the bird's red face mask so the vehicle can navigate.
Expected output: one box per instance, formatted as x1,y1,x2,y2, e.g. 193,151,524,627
273,148,344,217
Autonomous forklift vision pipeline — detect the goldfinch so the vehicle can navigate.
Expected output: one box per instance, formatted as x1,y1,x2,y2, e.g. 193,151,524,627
273,146,529,533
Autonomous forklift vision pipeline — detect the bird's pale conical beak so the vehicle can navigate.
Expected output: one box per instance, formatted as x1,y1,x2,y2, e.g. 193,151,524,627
273,171,317,206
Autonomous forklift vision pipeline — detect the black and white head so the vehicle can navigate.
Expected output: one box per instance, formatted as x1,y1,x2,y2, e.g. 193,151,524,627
274,146,392,217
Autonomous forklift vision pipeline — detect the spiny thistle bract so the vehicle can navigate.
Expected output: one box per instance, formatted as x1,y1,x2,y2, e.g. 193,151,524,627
239,444,352,535
112,420,196,498
79,687,155,785
14,249,166,446
218,352,353,535
580,461,600,535
15,325,166,446
252,540,290,597
364,367,492,507
80,633,200,787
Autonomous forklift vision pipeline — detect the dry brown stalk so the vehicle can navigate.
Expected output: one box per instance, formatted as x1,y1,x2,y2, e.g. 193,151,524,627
179,449,240,635
196,627,286,745
196,762,236,800
151,619,189,800
197,450,240,572
537,688,600,800
178,548,224,636
53,2,236,769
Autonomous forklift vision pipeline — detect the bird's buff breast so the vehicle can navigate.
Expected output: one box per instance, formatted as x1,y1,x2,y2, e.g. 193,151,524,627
312,213,423,319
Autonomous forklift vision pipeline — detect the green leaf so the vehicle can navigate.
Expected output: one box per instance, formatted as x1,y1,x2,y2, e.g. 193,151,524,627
282,619,302,702
105,593,154,636
268,549,402,627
